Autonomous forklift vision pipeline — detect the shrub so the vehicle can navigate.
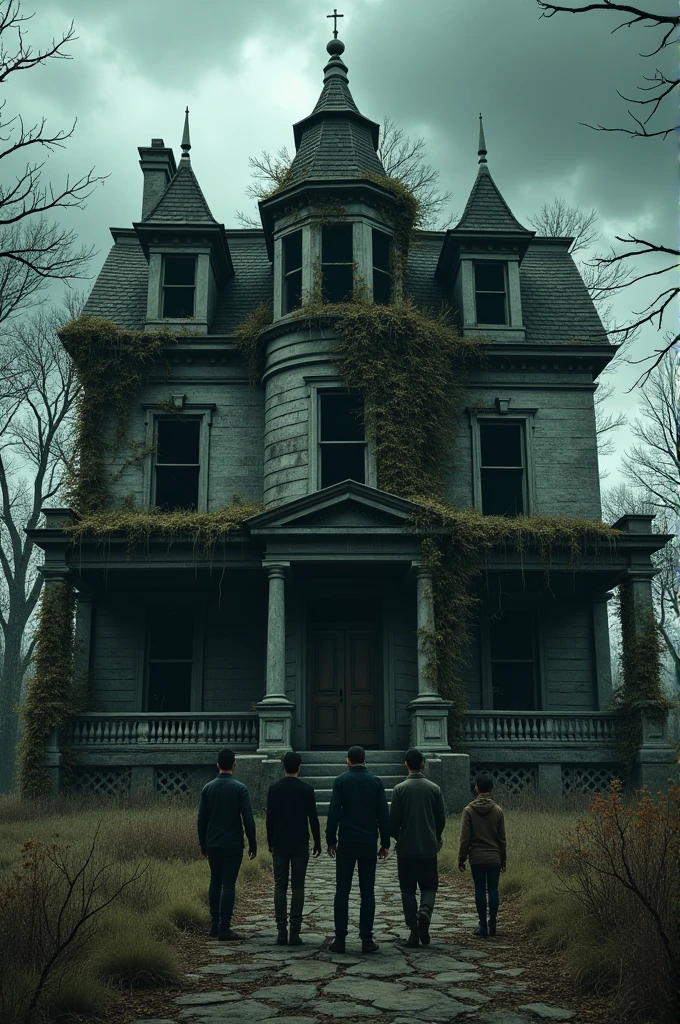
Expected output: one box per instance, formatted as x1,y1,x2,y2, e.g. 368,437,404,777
103,806,200,862
41,971,110,1021
166,899,210,932
92,919,180,988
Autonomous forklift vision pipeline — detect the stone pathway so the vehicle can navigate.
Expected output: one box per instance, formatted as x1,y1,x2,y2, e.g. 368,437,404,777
134,854,578,1024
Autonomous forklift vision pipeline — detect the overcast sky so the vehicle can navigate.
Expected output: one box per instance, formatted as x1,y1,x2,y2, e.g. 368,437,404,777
8,0,676,491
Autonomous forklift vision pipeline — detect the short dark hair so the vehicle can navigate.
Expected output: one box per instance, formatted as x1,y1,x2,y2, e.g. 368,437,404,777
217,748,236,770
283,751,302,773
347,745,366,765
476,774,493,793
405,748,424,770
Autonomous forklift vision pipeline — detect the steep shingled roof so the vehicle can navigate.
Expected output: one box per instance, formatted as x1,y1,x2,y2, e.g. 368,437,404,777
143,157,216,224
455,163,529,234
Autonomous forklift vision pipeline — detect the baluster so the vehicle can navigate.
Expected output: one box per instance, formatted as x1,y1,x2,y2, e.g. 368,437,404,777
197,718,205,744
530,717,538,741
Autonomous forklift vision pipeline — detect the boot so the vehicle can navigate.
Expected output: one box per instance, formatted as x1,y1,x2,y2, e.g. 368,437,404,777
361,936,379,954
209,921,219,938
329,935,345,953
417,910,431,946
218,928,242,941
488,916,497,937
403,914,419,947
473,918,488,939
288,928,303,946
276,925,288,945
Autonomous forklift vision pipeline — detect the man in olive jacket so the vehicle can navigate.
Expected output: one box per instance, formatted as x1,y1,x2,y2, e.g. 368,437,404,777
458,774,507,938
389,748,446,946
326,745,390,954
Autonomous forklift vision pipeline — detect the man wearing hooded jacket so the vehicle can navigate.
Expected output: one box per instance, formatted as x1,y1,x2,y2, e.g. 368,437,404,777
458,774,507,938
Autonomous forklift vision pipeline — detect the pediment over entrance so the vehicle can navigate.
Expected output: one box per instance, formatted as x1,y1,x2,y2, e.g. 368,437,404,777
247,480,421,534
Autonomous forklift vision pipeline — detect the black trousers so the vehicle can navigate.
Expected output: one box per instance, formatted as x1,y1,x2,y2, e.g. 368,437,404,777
397,855,439,926
207,846,243,930
272,844,310,930
334,845,377,938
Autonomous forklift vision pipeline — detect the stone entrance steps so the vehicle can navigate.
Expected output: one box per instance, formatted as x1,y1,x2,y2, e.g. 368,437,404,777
298,750,407,815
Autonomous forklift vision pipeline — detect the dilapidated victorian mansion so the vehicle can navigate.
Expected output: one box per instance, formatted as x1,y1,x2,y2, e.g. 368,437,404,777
31,31,675,809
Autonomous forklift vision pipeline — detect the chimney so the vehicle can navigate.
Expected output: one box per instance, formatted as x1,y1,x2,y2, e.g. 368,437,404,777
138,139,177,219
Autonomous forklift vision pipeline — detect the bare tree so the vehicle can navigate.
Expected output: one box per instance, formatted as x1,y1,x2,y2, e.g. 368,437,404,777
0,0,106,324
0,301,79,793
536,2,679,374
621,347,679,513
236,118,454,229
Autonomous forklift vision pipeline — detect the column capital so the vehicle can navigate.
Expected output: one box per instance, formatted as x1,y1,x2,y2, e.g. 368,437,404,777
40,567,72,585
262,561,290,578
412,562,432,581
623,568,658,583
592,591,615,604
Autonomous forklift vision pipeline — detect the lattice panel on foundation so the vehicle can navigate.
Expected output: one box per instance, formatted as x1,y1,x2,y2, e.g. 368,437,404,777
71,768,131,798
155,768,196,797
470,765,537,796
561,766,621,795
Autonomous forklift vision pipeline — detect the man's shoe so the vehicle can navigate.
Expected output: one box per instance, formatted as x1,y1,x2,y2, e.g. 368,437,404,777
417,911,431,946
276,927,288,945
209,923,219,938
218,928,241,941
488,917,497,937
329,936,346,954
404,928,419,947
361,937,379,954
473,923,488,939
288,929,303,946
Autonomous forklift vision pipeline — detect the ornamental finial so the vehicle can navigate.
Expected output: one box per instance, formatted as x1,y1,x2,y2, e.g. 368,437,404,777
181,106,191,159
478,113,487,165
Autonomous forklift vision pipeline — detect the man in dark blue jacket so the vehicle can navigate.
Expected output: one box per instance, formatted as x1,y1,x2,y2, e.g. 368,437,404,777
197,748,257,941
326,745,390,954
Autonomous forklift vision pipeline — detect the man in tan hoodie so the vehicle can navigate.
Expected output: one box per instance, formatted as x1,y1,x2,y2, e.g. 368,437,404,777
458,774,506,938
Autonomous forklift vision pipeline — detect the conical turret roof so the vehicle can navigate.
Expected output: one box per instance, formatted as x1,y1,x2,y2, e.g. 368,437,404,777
144,110,216,224
454,116,529,235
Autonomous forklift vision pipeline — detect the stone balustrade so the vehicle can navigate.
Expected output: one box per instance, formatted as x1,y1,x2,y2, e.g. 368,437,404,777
68,713,259,748
464,711,618,745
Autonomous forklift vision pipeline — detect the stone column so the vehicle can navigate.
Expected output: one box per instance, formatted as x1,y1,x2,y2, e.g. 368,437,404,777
406,565,453,753
256,563,295,755
73,592,93,688
592,591,613,711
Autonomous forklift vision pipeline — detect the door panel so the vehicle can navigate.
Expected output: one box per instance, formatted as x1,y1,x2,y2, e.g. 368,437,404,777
309,625,380,747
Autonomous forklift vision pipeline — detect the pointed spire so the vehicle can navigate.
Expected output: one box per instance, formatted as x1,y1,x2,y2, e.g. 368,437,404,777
181,107,191,160
478,113,487,165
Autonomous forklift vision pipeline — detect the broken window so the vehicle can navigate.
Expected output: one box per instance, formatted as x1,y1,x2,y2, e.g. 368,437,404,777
282,230,302,313
319,391,366,488
155,418,200,510
146,609,193,712
490,611,538,710
372,229,392,304
322,224,354,303
479,421,525,517
474,262,506,325
162,256,196,318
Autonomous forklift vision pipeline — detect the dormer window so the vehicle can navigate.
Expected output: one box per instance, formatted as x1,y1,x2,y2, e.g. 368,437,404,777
162,256,196,318
282,230,303,313
474,262,507,325
372,229,392,304
322,224,353,303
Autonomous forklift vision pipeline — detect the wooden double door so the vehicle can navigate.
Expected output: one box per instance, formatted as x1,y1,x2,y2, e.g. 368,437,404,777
308,621,381,748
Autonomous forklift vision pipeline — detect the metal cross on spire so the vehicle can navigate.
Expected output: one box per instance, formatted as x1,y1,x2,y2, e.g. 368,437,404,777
327,8,344,38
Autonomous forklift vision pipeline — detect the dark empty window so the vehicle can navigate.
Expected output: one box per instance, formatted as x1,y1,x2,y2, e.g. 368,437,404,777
475,262,506,325
162,256,196,318
490,611,538,710
480,421,524,517
372,229,392,304
322,224,353,303
146,609,193,712
319,392,366,488
282,230,302,313
155,419,200,510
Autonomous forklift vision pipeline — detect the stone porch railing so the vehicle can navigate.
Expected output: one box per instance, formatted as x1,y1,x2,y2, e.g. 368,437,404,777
67,713,259,749
464,711,618,746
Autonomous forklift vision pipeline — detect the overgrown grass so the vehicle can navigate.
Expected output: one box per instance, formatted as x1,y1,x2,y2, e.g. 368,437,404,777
0,794,272,1023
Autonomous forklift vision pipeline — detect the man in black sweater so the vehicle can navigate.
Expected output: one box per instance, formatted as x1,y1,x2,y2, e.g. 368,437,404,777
326,745,390,954
266,751,321,946
197,748,257,941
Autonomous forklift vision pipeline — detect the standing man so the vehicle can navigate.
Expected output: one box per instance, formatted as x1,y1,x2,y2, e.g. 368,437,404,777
266,751,322,946
197,748,257,941
389,748,447,947
458,774,507,939
326,745,390,954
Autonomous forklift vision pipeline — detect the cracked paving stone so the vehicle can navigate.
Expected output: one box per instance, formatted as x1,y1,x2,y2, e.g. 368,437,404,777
519,1004,577,1020
175,992,241,1006
179,1001,276,1021
478,1014,533,1024
343,959,413,978
494,967,526,977
372,989,477,1015
256,983,319,1004
279,962,338,981
322,978,406,1002
444,987,491,1004
430,970,482,983
259,1019,318,1024
403,953,476,973
488,982,529,993
308,1000,381,1018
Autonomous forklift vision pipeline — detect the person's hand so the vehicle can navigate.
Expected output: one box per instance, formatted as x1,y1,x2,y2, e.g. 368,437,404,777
458,861,466,872
327,844,337,858
313,844,321,858
501,865,506,873
249,851,257,861
378,846,389,861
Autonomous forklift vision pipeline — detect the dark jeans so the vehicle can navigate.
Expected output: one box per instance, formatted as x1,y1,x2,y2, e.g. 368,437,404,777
272,845,309,930
471,864,501,925
207,847,243,930
397,855,439,926
334,845,377,938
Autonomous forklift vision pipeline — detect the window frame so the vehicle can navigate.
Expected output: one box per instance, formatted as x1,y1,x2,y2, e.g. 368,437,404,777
281,229,303,314
481,608,542,711
142,603,205,713
371,228,392,305
305,378,377,492
321,223,355,304
142,402,215,512
473,260,508,326
469,408,536,517
161,254,197,320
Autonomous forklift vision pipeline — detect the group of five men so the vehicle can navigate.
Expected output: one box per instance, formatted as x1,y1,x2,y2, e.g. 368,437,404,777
196,745,507,949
